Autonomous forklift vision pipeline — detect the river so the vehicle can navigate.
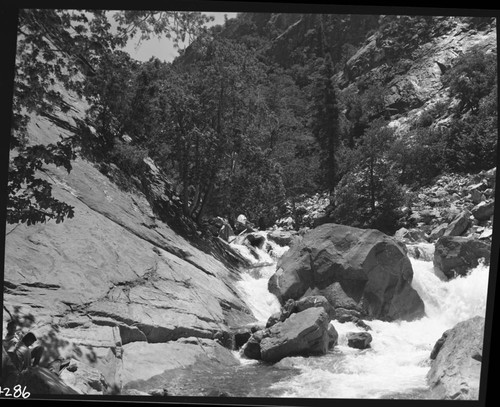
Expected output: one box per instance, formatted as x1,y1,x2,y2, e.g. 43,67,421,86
228,234,489,399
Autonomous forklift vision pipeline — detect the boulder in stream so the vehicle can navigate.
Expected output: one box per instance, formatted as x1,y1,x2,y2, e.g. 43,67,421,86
433,236,490,279
268,223,425,322
346,332,373,349
243,307,333,363
427,316,484,400
260,307,332,363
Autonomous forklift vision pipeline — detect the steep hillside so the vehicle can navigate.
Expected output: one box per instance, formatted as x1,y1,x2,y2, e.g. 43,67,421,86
4,89,256,392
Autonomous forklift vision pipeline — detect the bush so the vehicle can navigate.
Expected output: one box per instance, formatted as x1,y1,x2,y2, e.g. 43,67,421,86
443,85,497,173
442,46,496,112
391,127,447,187
110,140,149,177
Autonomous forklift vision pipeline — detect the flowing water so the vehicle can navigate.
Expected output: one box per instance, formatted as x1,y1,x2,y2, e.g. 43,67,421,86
228,234,490,399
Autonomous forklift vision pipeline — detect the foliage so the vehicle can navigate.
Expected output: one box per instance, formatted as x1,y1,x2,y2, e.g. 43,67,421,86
9,9,213,226
333,119,404,233
442,46,497,113
114,10,214,47
390,126,447,187
309,53,341,192
10,10,496,236
81,50,139,160
7,138,76,225
109,140,149,178
443,86,498,172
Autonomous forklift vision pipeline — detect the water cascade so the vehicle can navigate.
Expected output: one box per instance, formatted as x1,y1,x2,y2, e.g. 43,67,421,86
229,232,490,399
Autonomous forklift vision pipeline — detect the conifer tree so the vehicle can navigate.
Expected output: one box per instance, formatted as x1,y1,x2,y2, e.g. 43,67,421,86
309,52,340,193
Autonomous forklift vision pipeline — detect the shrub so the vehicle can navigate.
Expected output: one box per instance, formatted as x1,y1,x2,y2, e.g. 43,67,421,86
391,127,447,186
110,140,149,178
442,46,496,113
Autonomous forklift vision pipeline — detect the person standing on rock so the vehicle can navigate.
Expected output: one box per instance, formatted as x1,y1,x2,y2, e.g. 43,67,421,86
234,214,256,234
11,332,43,372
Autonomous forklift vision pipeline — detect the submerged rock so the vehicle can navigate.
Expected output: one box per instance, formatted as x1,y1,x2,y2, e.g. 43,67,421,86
269,223,425,322
427,316,484,400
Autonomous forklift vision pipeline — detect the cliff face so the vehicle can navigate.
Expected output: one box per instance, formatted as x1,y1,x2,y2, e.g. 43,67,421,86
248,14,495,126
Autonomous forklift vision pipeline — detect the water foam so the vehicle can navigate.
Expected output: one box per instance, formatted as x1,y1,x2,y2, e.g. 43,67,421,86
231,237,491,398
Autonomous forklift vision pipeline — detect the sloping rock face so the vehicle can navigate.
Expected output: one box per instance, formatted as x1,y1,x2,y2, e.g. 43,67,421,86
427,316,484,400
347,17,496,129
268,223,425,322
121,337,240,390
3,109,256,392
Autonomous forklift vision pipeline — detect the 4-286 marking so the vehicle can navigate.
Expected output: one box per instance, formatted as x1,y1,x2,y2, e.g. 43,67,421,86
0,385,31,398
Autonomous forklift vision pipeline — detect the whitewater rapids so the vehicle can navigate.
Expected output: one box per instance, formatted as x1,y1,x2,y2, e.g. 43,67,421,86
231,234,490,399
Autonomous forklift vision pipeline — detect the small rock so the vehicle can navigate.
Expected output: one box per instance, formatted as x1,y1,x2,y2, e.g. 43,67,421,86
346,332,372,349
149,388,169,397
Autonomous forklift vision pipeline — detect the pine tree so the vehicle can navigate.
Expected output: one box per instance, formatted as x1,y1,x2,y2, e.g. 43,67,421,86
309,52,340,193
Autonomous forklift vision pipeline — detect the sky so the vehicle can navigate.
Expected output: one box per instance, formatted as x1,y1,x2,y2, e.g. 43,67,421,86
122,12,238,63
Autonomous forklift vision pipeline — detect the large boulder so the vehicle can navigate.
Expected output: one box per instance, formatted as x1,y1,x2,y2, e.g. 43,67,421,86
427,316,484,400
471,201,495,221
433,236,491,279
443,210,471,237
259,308,332,363
268,223,425,322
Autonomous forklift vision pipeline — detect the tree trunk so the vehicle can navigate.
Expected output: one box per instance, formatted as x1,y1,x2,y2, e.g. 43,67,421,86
369,156,375,216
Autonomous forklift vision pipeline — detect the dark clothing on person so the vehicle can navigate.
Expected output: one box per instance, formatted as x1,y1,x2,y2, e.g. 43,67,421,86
8,332,44,372
13,342,31,371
